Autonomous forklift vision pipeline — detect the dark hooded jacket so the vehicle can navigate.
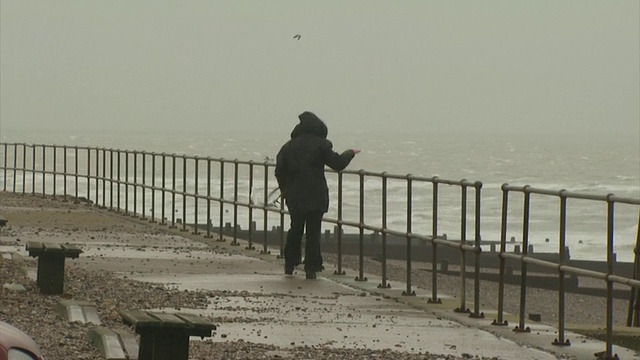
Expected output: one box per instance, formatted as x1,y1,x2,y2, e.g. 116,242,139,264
275,112,355,213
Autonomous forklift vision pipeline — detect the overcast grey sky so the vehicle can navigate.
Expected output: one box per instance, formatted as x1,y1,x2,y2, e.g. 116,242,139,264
1,1,638,139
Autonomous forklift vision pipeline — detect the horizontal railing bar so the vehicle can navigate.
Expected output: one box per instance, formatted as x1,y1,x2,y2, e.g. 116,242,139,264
500,252,640,287
502,184,640,204
432,237,481,253
325,169,483,186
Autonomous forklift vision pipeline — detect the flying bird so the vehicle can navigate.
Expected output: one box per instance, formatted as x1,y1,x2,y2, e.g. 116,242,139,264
293,34,301,40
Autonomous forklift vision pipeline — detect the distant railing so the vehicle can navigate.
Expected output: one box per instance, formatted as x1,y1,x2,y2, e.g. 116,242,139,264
1,142,638,359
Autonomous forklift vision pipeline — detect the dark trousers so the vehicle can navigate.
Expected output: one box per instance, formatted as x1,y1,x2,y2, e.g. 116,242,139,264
285,210,323,272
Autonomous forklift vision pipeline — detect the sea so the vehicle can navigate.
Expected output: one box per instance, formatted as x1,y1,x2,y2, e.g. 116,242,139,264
1,128,639,262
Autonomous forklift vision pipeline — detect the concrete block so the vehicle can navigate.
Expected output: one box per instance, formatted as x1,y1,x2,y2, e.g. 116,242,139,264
83,305,101,324
56,299,102,324
88,326,127,360
2,283,26,292
112,328,139,359
19,266,36,279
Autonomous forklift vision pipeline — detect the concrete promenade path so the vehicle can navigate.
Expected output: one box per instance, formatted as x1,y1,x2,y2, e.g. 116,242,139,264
1,193,638,359
107,233,637,359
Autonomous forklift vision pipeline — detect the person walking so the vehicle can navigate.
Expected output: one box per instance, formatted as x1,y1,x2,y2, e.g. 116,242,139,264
275,111,360,279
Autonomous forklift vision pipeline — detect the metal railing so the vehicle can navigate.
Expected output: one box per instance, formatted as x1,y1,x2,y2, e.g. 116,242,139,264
1,142,638,359
494,184,640,358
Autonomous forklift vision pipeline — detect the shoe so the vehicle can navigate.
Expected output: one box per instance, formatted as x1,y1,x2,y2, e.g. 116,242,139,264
302,260,324,273
305,272,317,279
284,265,294,275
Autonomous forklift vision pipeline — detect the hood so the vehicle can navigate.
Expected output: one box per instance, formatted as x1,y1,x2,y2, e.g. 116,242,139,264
290,111,328,139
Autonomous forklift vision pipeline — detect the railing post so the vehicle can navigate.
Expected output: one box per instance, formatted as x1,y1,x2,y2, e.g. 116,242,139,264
403,175,415,296
171,155,176,227
52,146,57,198
95,148,100,206
125,150,130,215
605,194,616,358
116,149,121,212
218,160,225,242
356,170,367,282
493,183,510,326
87,148,92,202
628,212,640,327
455,181,469,313
161,153,166,225
378,173,390,289
74,147,79,201
63,145,68,200
553,190,570,345
141,152,146,220
151,153,157,223
470,181,484,319
31,145,36,194
428,176,440,303
12,144,18,194
247,161,254,249
205,158,212,238
2,143,7,191
109,149,114,210
64,146,70,200
132,151,136,216
101,148,105,206
335,172,345,275
182,155,188,232
20,144,27,194
261,162,269,253
279,182,285,258
193,158,199,234
41,145,46,197
515,186,532,333
231,160,239,244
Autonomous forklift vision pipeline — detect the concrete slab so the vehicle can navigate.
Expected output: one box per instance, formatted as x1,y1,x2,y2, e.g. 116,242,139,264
56,299,101,324
87,326,128,360
326,269,640,360
2,283,26,292
124,265,563,359
111,328,139,360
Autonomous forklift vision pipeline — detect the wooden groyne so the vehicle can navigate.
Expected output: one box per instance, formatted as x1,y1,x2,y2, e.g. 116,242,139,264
198,222,635,279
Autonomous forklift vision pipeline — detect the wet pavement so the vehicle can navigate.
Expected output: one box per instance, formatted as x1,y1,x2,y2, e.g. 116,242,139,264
4,215,639,360
129,268,560,359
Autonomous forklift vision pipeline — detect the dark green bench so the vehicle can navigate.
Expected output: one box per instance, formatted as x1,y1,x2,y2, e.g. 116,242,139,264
118,310,217,360
25,241,83,295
